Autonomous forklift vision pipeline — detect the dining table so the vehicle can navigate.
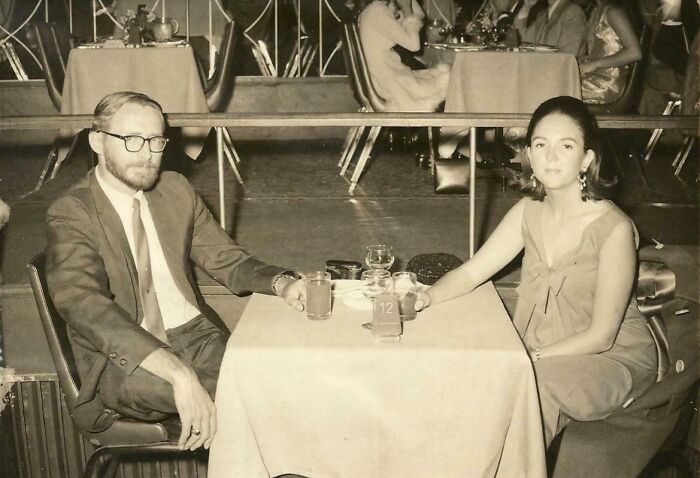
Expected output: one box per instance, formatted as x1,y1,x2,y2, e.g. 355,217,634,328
208,281,547,478
57,43,210,166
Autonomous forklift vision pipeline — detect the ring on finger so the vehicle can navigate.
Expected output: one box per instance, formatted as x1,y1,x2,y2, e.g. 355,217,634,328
191,427,201,436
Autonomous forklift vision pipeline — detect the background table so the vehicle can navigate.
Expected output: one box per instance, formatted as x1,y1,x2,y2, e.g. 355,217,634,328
60,45,210,161
444,50,582,114
209,282,546,478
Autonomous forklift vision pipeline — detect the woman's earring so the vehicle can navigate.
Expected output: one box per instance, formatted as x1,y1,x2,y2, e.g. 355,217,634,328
531,174,538,188
578,170,588,193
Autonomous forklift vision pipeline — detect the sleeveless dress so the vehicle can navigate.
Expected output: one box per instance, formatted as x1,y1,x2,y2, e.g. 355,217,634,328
581,5,630,104
513,199,657,442
358,1,450,112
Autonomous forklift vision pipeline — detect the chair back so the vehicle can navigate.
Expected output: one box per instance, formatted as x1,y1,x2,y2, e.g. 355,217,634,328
204,20,239,112
26,22,70,111
588,25,650,115
27,253,81,411
348,22,387,112
340,22,370,108
636,259,675,382
28,253,175,447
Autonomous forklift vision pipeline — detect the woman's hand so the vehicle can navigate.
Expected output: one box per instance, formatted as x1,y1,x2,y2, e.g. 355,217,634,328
579,61,599,75
414,290,431,311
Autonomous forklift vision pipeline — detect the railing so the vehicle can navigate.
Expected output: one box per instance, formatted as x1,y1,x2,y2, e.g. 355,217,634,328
0,0,348,80
1,111,697,256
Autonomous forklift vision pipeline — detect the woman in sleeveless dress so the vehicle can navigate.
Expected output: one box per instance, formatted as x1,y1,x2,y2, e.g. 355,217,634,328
579,0,642,104
415,96,657,446
357,0,451,112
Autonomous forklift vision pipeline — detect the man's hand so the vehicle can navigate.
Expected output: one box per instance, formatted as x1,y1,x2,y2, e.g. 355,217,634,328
139,348,217,450
171,367,217,450
280,278,307,311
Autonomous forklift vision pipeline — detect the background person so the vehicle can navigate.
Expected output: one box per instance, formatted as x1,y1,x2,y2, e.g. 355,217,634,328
356,0,451,112
515,0,587,54
579,0,642,104
416,96,657,446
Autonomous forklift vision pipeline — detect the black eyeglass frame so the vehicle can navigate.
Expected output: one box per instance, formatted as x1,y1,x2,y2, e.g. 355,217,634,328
96,130,169,153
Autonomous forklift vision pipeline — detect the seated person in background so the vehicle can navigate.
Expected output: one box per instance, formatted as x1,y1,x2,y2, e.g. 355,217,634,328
416,96,657,447
579,0,642,104
515,0,587,55
45,91,306,451
356,0,451,111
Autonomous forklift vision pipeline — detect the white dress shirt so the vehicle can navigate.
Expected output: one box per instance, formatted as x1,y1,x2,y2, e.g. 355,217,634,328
96,168,201,331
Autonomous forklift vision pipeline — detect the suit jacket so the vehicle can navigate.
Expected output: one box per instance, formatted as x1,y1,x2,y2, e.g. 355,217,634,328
520,0,586,56
45,169,286,432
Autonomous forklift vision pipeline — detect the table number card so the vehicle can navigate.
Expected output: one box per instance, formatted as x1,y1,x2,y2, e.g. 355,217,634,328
372,293,402,343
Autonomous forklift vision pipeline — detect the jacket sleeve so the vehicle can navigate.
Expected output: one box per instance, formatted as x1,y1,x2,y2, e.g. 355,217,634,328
45,195,164,375
184,180,287,295
558,5,587,55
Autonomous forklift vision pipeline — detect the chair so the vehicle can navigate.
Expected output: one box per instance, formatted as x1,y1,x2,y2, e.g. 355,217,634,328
551,245,700,478
338,21,436,194
25,21,84,191
194,20,244,183
671,31,700,181
588,25,651,184
27,254,195,478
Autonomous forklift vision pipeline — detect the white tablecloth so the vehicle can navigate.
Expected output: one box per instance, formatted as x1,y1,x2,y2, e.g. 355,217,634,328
209,282,546,478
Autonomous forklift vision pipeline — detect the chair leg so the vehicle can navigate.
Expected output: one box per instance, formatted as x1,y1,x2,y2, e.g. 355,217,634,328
643,100,682,162
672,136,692,168
348,126,381,195
340,125,367,176
222,142,244,184
339,107,366,168
50,132,81,180
674,137,695,176
427,127,436,174
222,128,241,163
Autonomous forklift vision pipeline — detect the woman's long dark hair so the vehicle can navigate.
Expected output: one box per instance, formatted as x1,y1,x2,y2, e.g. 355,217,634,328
518,95,615,201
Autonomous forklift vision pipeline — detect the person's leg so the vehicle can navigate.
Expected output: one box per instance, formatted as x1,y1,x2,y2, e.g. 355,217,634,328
98,314,228,421
533,355,633,447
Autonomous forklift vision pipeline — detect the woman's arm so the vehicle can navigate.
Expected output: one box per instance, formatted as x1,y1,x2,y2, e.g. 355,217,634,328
369,1,423,51
580,6,642,74
417,198,527,309
535,219,637,358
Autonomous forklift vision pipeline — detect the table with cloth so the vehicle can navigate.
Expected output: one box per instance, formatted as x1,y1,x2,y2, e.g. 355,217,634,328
432,49,582,143
208,282,546,478
59,45,209,163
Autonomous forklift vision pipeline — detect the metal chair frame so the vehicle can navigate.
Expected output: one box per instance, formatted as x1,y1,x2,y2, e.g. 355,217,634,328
338,21,435,195
27,253,196,478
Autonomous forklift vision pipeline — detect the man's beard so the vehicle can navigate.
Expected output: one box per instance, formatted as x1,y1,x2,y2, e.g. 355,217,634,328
105,155,160,191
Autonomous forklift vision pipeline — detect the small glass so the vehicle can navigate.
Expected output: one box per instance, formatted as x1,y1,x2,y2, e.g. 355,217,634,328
365,245,395,271
361,269,391,302
306,271,332,320
392,271,418,321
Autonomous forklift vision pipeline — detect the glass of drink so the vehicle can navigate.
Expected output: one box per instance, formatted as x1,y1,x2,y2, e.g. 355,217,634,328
305,271,332,320
392,271,418,321
365,245,395,271
361,269,391,302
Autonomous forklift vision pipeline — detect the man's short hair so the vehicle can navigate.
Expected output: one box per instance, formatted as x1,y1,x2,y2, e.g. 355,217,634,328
92,91,163,131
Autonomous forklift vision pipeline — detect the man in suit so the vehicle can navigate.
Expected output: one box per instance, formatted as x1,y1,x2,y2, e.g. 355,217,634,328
45,91,306,452
514,0,586,55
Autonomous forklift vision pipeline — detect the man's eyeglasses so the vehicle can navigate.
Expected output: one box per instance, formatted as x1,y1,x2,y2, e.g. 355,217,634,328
97,130,169,153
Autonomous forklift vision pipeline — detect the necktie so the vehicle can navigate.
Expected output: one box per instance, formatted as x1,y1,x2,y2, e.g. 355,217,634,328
132,198,169,344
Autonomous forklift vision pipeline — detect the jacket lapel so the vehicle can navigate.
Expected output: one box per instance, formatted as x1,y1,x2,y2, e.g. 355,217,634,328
88,172,141,310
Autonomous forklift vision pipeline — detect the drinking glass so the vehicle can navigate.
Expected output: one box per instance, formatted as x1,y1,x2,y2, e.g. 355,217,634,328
305,271,332,320
392,272,418,321
361,269,391,302
365,245,395,271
